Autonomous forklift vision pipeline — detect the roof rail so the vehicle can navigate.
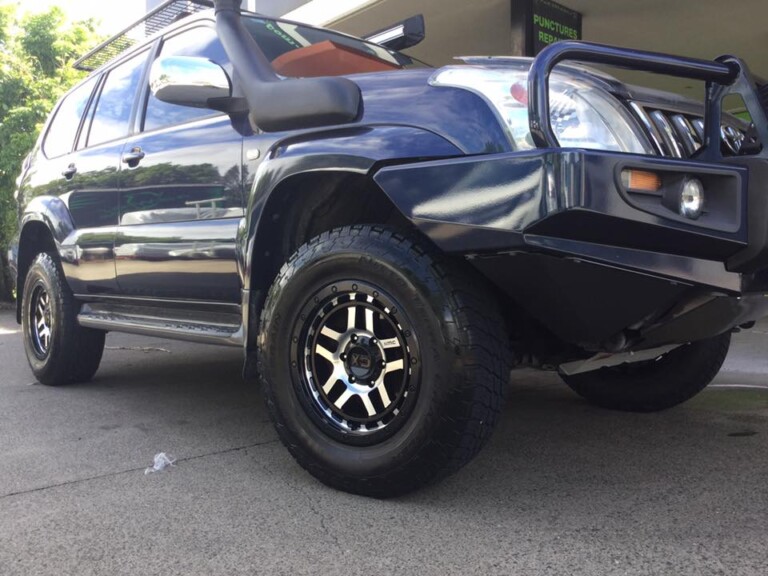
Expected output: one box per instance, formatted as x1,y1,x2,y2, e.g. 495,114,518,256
73,0,214,72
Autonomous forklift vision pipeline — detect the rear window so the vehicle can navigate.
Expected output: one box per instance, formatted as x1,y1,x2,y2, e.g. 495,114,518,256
42,76,99,159
244,17,426,78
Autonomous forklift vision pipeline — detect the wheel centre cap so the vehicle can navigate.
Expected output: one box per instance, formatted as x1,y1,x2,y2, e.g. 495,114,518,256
345,340,382,380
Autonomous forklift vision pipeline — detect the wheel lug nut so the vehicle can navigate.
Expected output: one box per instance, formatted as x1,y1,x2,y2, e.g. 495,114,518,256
340,353,346,361
370,338,377,345
351,334,358,342
349,376,356,383
369,381,376,387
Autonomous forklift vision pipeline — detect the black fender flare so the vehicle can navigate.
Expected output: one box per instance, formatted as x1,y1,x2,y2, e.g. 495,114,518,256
19,195,77,246
240,124,463,291
14,196,77,321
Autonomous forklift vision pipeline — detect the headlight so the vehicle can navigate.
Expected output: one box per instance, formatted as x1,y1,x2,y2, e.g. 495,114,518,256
430,66,652,154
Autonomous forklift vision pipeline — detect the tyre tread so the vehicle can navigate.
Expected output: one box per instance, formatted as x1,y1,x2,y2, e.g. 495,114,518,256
258,225,511,497
561,333,731,412
22,252,105,386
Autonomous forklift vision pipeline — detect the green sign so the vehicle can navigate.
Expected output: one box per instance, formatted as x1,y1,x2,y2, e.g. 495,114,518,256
512,0,583,56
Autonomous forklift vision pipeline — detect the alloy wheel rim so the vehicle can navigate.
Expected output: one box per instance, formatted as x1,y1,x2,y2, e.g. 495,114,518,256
297,282,418,437
30,285,52,358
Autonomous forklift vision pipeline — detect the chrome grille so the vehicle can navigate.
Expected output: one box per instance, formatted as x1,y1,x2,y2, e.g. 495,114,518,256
649,110,685,158
669,114,700,156
629,103,746,158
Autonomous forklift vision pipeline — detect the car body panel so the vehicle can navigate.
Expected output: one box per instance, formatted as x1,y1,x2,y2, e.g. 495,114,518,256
241,124,463,292
115,115,246,302
8,6,768,358
17,139,125,295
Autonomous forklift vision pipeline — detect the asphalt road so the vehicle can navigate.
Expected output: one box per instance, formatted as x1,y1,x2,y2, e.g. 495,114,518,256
1,308,766,576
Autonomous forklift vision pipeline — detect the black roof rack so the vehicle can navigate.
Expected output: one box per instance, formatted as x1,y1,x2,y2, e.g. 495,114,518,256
73,0,214,72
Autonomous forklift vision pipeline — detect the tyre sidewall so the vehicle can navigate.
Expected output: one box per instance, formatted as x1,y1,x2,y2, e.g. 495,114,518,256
562,333,732,412
22,255,67,382
260,242,468,481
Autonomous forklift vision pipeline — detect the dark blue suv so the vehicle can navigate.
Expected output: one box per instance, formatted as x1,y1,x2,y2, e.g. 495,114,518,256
10,0,768,496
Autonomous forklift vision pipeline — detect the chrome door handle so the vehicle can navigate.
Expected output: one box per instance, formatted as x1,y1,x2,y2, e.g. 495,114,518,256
122,147,145,166
61,163,77,179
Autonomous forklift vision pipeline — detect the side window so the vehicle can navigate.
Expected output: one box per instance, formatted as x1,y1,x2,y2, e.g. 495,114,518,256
42,75,99,159
143,26,229,133
87,50,149,147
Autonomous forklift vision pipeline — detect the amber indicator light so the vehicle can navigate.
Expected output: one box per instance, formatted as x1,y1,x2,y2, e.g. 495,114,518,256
621,169,662,193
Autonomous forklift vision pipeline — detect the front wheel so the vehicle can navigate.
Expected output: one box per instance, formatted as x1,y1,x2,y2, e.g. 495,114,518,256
560,333,731,412
257,226,511,497
21,253,105,386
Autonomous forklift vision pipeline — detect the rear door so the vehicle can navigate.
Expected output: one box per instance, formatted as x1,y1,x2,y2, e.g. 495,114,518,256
114,24,246,303
29,48,150,296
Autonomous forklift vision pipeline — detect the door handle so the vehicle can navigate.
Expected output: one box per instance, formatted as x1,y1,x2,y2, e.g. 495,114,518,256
61,163,77,179
122,147,145,166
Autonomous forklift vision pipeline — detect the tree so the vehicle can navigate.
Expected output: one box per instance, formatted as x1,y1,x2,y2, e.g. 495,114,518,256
0,4,101,301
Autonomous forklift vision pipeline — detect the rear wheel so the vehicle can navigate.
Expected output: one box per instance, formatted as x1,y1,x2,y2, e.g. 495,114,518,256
257,226,511,497
22,253,105,386
560,333,731,412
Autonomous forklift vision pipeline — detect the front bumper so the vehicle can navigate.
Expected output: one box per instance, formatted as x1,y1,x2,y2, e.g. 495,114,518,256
373,149,768,350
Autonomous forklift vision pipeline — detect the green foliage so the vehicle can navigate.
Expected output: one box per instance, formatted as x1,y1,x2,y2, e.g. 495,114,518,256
0,3,101,301
0,4,11,45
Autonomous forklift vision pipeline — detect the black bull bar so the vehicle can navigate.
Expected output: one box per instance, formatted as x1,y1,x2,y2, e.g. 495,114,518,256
528,40,768,275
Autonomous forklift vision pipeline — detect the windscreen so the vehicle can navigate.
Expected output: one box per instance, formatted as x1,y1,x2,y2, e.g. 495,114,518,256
243,17,427,78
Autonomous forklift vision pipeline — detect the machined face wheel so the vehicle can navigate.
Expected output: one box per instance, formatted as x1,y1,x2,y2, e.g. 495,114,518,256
30,284,53,359
21,252,106,386
259,227,510,496
292,281,419,439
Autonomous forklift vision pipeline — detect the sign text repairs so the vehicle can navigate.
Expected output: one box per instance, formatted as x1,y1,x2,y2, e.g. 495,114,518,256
512,0,583,56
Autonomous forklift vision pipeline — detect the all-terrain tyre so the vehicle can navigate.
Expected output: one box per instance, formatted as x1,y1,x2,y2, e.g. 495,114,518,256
560,333,731,412
257,226,511,497
21,253,105,386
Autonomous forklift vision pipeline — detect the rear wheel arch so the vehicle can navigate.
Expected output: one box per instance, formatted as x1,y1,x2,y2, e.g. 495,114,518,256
21,252,105,385
16,221,59,323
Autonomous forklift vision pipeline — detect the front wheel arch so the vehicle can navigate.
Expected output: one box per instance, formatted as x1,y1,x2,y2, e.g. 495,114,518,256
245,171,416,348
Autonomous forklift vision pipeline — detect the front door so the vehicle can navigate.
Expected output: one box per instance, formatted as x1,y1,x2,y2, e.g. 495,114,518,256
114,23,246,303
115,116,245,302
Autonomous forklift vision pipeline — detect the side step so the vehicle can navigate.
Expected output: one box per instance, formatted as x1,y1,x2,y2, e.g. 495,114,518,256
77,301,244,347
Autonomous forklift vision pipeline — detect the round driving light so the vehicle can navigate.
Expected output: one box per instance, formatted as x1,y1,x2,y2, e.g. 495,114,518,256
680,178,704,219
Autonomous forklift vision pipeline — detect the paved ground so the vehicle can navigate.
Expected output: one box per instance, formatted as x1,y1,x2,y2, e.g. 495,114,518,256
0,309,766,576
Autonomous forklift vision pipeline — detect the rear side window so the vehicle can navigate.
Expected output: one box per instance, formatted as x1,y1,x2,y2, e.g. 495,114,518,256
42,76,99,159
143,26,229,133
87,50,149,147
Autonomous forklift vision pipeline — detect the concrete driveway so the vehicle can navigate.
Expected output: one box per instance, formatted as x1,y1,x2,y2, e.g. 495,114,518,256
1,308,766,576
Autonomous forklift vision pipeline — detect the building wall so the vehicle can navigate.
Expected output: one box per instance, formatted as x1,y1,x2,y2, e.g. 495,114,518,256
145,0,259,12
329,0,768,95
252,0,309,16
333,0,514,67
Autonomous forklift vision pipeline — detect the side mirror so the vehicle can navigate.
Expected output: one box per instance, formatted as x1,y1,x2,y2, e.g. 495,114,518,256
149,56,232,108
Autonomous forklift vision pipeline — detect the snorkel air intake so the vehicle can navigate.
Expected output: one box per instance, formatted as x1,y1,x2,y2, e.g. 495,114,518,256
213,0,361,131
